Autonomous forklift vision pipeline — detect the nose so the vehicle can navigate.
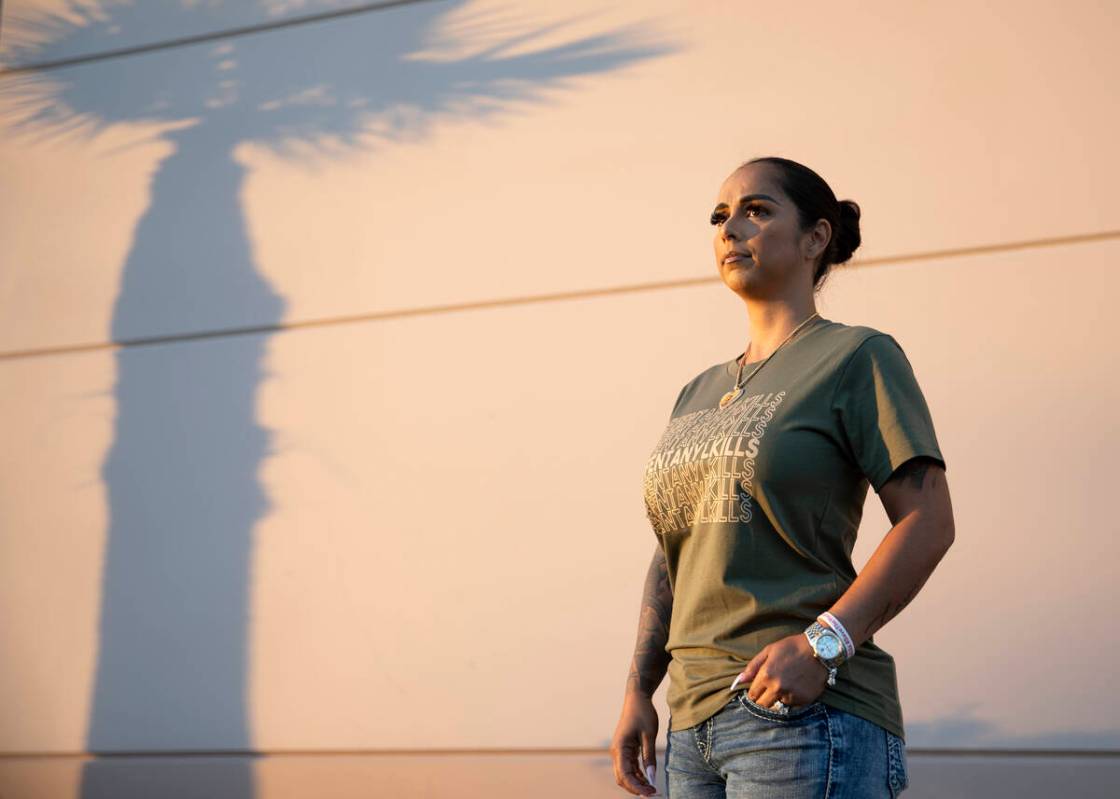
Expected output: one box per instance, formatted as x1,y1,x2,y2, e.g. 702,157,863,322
720,216,743,242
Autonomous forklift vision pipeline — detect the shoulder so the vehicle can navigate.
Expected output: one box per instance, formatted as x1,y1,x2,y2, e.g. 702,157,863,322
820,323,923,404
823,320,896,351
820,321,911,368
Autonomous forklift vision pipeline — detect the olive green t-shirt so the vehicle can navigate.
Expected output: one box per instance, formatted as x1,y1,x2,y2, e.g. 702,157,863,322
641,316,946,741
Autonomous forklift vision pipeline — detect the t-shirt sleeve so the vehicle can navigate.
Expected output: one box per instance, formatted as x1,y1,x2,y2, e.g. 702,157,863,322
831,334,947,493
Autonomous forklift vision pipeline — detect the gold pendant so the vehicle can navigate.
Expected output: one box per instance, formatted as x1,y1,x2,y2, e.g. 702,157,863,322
719,387,742,410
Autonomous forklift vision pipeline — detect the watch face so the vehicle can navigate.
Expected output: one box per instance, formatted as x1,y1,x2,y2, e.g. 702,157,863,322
817,632,842,659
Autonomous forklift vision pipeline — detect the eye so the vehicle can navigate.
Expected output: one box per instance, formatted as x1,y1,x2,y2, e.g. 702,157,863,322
710,211,728,226
744,204,767,218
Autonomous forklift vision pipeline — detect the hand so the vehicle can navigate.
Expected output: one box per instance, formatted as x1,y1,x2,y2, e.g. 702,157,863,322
610,692,661,796
729,633,829,709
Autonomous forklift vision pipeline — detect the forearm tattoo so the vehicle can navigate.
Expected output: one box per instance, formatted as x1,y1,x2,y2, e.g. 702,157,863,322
859,456,945,640
626,547,674,697
861,582,922,641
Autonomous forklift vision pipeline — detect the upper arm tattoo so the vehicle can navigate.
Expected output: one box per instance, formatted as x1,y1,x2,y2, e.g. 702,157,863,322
880,455,952,528
887,456,938,492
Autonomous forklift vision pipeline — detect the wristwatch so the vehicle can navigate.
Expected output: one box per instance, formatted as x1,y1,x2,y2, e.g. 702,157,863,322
804,621,846,686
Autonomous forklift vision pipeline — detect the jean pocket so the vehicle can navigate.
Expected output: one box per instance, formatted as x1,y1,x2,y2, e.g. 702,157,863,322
886,730,909,796
736,692,825,723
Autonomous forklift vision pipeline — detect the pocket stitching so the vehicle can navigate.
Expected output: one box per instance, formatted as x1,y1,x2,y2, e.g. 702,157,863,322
736,693,825,723
886,731,908,794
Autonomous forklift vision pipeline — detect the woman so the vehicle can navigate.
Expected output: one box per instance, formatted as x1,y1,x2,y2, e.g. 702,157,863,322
610,156,955,798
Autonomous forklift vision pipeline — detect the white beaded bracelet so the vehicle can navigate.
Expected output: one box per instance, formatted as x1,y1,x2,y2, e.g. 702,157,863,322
818,612,855,660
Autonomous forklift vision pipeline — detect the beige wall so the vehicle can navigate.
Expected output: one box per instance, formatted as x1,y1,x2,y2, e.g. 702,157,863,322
1,0,1117,785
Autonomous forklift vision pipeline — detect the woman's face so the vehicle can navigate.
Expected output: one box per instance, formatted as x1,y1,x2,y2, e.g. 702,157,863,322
711,163,822,299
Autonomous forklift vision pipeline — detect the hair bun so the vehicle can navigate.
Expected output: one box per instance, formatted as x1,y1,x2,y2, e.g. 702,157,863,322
832,199,862,265
740,156,862,290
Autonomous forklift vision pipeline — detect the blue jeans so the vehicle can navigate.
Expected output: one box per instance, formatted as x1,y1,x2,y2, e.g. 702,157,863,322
665,694,909,798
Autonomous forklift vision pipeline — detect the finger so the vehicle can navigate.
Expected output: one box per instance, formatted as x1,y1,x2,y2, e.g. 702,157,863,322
745,668,769,704
616,738,649,795
742,649,768,682
730,650,767,692
753,685,776,707
622,735,649,793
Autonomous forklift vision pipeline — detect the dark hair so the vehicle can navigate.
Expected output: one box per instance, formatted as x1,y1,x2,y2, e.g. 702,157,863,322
741,156,861,291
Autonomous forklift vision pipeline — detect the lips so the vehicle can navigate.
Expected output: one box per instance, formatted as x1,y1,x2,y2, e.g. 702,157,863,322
723,252,751,264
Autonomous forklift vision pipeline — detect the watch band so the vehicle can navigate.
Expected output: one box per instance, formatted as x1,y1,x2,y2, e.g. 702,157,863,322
804,621,846,686
818,612,855,659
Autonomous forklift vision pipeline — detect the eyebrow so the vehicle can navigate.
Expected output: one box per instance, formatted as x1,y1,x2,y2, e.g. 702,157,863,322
712,193,780,211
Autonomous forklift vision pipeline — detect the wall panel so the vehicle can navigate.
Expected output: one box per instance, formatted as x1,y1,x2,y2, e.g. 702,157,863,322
1,6,1116,797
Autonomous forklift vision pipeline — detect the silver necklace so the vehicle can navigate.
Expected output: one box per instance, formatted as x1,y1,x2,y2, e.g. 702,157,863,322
718,312,821,410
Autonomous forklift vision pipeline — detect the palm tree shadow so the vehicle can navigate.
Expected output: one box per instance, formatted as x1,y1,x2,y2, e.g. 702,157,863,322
0,2,678,796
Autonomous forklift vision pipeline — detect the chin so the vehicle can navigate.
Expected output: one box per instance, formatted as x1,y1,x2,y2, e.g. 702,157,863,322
720,263,750,286
720,273,751,296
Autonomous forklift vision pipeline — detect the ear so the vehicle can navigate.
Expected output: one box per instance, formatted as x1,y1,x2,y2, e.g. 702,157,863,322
803,219,831,261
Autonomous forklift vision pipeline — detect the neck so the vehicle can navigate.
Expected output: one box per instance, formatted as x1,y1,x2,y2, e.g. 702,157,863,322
742,298,819,362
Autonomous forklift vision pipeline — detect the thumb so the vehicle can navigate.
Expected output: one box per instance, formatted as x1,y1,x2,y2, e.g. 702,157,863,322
641,731,657,788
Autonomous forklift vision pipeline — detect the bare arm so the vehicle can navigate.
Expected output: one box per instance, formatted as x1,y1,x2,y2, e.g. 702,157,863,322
827,456,955,647
732,456,955,711
611,546,671,795
625,545,674,698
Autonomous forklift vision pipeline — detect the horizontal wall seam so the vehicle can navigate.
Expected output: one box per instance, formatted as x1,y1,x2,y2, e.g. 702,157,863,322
0,0,441,75
1,747,1118,759
0,228,1116,363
